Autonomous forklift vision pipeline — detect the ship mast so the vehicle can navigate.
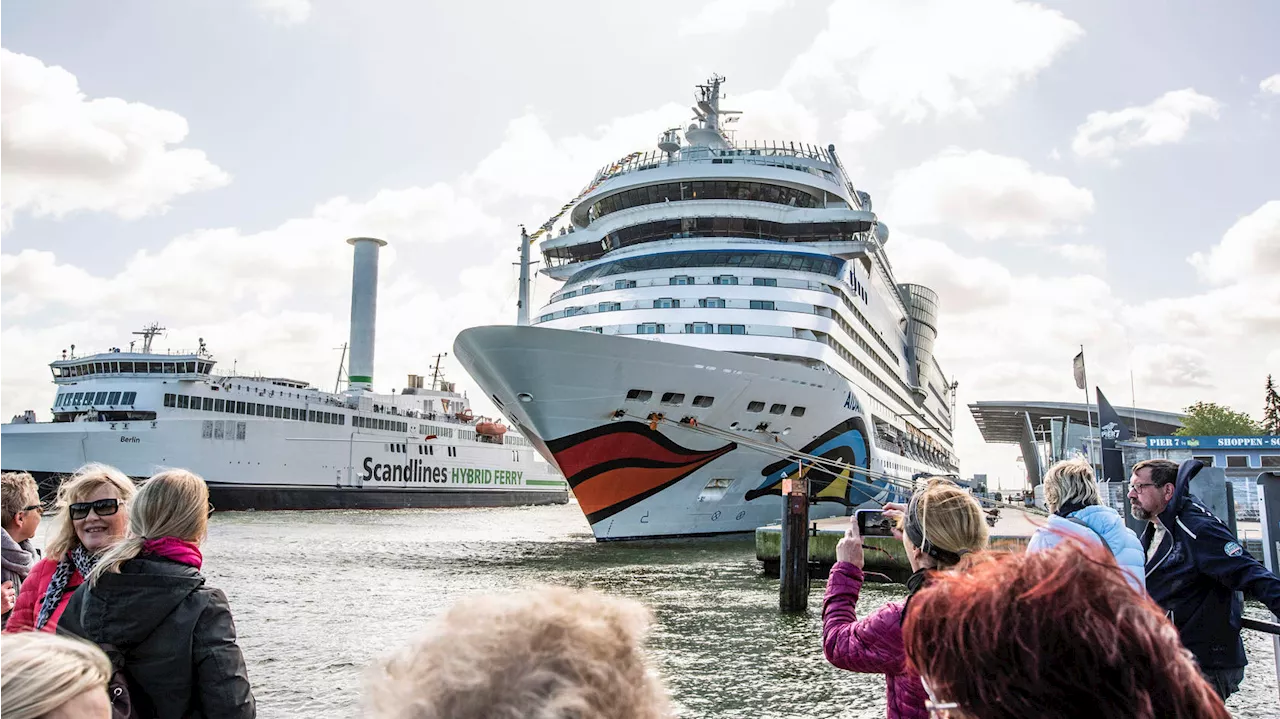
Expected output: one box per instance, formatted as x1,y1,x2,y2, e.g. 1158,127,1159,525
132,323,166,354
429,353,447,391
517,226,531,326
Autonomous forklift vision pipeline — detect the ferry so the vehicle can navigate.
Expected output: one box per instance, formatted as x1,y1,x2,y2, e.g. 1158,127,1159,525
456,77,958,540
1,238,568,509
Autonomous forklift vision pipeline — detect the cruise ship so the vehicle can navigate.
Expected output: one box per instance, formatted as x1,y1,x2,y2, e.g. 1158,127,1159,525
456,77,958,540
1,238,568,509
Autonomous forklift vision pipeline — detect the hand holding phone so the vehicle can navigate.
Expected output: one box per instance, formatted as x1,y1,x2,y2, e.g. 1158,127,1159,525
856,508,895,537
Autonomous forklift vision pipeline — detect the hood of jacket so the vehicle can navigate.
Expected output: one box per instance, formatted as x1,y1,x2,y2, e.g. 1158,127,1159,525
74,556,206,646
1,527,35,577
1156,459,1203,529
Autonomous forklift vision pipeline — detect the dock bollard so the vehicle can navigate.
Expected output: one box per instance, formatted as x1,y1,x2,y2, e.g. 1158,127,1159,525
779,473,811,612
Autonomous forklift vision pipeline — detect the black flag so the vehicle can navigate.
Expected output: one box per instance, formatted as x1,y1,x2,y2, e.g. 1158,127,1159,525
1097,388,1131,484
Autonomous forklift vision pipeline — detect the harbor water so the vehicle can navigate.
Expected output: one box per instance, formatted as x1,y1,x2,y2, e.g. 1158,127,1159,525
78,503,1280,717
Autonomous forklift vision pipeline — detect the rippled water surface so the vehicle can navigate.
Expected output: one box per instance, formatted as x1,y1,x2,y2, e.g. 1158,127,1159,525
186,503,1276,717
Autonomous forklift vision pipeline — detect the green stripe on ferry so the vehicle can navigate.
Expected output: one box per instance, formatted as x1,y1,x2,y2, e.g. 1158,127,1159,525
526,479,567,487
349,375,373,383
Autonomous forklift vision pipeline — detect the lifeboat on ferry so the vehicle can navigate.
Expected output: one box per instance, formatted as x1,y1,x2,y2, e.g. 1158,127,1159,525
475,421,507,438
455,409,474,422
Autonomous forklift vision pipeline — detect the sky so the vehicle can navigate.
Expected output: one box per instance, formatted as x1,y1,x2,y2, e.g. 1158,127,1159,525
2,0,1278,490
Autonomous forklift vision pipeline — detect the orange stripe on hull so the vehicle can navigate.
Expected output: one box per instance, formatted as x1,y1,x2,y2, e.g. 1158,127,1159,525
572,454,724,517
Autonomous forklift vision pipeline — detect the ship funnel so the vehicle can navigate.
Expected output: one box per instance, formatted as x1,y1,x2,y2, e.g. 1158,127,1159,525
346,237,387,393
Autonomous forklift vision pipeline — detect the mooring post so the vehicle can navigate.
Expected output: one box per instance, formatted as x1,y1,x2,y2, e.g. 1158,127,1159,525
779,469,811,612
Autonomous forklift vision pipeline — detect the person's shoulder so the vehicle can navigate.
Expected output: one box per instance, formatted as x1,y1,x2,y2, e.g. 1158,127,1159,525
1175,500,1229,534
29,556,60,577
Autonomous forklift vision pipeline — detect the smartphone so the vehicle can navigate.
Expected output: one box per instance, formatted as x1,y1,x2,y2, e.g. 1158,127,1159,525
856,508,894,537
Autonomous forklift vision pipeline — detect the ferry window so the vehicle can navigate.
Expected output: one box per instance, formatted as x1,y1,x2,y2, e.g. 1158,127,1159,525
713,276,738,285
1226,455,1249,468
123,392,136,405
236,401,246,414
291,408,299,420
749,300,776,310
538,314,554,323
654,298,679,308
339,415,346,426
791,406,806,417
150,362,162,373
669,276,693,285
769,403,787,415
164,393,176,408
661,392,685,405
598,302,621,312
214,421,225,440
203,398,214,411
109,362,119,373
753,278,778,287
187,362,196,373
578,326,604,333
700,298,725,308
637,323,665,334
747,401,765,413
163,362,175,373
716,324,746,335
93,392,107,404
95,362,104,374
307,410,316,422
202,420,213,439
581,285,598,295
626,389,653,402
178,395,190,409
1262,456,1280,468
215,399,225,412
615,279,636,289
686,323,714,334
236,422,246,440
693,395,714,407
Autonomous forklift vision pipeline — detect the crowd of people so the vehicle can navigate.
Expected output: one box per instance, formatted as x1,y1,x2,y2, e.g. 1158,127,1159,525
2,456,1279,718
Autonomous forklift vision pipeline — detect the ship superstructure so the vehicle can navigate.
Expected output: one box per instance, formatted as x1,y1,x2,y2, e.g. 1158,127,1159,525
457,77,958,540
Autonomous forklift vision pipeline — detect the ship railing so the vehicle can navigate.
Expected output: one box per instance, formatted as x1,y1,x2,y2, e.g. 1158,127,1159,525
59,347,211,361
575,142,842,198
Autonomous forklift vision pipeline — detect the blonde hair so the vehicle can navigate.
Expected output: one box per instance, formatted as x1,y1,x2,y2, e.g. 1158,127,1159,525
1,471,40,526
0,632,111,719
89,469,208,585
366,585,672,719
46,463,137,561
1042,457,1101,514
908,478,990,568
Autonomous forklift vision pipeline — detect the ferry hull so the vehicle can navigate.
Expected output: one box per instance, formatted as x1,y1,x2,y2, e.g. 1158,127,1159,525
455,325,912,541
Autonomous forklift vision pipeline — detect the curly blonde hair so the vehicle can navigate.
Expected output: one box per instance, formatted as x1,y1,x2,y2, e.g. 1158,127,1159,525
45,463,136,561
366,585,672,719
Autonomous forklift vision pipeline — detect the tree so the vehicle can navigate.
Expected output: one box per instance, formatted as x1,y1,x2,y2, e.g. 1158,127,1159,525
1174,402,1263,437
1264,375,1280,435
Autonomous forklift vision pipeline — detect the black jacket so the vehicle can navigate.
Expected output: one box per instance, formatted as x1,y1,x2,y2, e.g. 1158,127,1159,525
59,556,255,719
1141,460,1280,670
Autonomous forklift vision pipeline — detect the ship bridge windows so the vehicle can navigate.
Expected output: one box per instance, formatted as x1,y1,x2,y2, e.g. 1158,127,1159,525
588,181,821,222
565,250,843,285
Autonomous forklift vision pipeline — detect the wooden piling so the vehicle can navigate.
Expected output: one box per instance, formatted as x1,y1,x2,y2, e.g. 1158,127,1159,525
779,474,810,612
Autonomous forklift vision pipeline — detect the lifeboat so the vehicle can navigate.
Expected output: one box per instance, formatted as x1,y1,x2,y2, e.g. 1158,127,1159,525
455,409,474,422
475,421,507,437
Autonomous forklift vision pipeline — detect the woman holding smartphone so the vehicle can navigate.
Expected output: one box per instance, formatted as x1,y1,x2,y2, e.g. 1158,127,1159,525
821,478,988,719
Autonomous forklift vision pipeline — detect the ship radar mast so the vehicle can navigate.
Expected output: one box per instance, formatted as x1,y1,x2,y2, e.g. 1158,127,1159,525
685,74,740,150
132,323,167,354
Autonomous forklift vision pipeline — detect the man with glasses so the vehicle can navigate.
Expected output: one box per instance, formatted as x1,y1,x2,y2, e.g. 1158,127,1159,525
1,471,43,627
1130,458,1280,700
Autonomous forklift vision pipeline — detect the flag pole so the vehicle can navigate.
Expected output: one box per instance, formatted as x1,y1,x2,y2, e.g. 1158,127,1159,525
1080,345,1096,463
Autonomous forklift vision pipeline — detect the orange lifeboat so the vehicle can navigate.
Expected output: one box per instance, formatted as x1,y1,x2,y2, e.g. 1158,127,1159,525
475,421,507,437
455,409,474,422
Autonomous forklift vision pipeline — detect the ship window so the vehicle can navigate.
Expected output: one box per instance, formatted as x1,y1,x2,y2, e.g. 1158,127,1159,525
770,403,786,415
95,362,104,374
339,415,346,426
598,302,621,312
749,300,776,310
164,393,176,408
538,314,554,323
163,362,175,373
791,406,806,417
215,399,225,412
625,389,653,402
699,298,725,308
120,362,133,372
202,420,213,439
753,278,778,287
615,279,636,289
1226,455,1249,468
109,362,119,373
123,392,136,405
654,298,679,308
308,410,316,422
669,275,693,285
686,322,714,334
747,401,765,413
150,362,162,373
693,395,714,407
178,395,190,409
236,422,247,440
214,421,225,439
187,361,197,373
72,392,85,404
203,398,214,411
716,324,746,335
712,275,738,285
637,323,665,334
661,392,685,405
236,401,246,414
93,392,106,404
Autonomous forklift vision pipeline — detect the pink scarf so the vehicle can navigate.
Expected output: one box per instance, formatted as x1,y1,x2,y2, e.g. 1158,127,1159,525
142,537,203,569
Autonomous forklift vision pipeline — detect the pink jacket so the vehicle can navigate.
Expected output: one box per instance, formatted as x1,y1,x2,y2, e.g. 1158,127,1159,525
822,562,928,719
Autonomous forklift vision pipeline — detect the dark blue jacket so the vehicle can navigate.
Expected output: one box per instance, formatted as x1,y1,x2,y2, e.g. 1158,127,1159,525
1141,460,1280,669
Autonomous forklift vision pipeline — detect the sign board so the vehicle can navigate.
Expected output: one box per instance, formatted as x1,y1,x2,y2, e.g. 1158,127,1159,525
1146,436,1280,450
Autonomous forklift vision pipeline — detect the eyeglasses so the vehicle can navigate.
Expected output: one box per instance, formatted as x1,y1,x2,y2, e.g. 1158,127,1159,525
68,498,122,521
1128,482,1157,492
20,504,44,515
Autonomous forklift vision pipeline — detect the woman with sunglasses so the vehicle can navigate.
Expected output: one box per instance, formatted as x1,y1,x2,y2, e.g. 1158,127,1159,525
4,464,135,634
822,478,988,719
61,468,255,719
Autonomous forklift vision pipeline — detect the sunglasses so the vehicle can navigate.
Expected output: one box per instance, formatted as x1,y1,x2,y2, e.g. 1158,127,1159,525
68,498,122,521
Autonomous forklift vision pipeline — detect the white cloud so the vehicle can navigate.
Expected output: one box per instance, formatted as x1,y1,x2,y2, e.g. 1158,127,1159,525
680,0,789,36
1133,345,1213,389
1260,74,1280,95
886,148,1094,240
1071,88,1221,161
0,49,229,230
783,0,1082,121
1051,243,1105,265
838,110,883,144
252,0,311,25
1188,200,1280,284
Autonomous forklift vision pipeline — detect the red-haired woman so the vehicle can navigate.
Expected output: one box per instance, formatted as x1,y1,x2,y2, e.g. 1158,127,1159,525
902,544,1230,719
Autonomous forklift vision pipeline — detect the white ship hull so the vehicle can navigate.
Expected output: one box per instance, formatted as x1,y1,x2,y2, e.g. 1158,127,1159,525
455,326,933,540
2,415,567,510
